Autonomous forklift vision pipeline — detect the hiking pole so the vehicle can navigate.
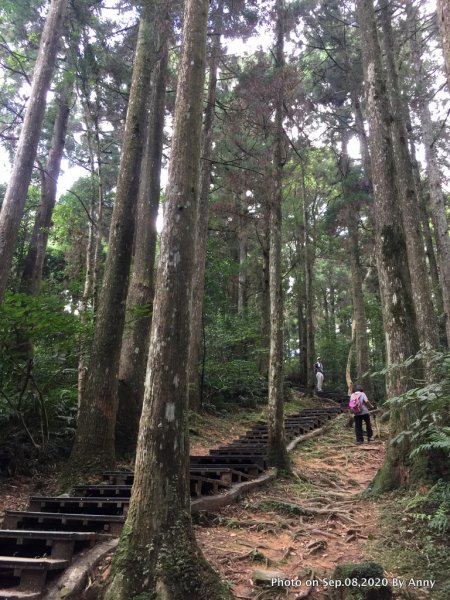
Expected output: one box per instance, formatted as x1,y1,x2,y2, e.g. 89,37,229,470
369,408,381,439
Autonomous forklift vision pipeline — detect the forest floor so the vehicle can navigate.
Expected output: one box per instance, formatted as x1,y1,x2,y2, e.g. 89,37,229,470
0,391,448,599
195,402,388,600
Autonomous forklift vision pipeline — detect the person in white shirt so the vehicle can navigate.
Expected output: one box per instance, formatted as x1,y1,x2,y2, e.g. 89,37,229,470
314,357,324,391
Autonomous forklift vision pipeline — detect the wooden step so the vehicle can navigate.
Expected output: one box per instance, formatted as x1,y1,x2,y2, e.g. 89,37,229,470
190,475,230,497
0,589,41,599
190,455,267,470
73,485,132,497
189,467,250,484
0,556,68,592
190,462,262,476
0,557,68,569
0,530,110,560
28,497,129,515
103,471,133,486
104,463,261,487
3,511,125,536
209,448,267,457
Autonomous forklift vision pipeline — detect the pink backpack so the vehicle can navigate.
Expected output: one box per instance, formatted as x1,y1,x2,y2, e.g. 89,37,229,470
349,391,364,414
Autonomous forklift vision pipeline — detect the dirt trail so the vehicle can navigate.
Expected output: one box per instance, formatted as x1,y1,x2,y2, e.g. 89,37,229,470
196,408,385,599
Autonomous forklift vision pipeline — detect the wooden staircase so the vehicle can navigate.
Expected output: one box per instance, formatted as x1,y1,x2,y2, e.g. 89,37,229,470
0,404,345,598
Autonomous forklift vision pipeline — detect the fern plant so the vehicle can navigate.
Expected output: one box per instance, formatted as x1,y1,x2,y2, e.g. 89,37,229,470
387,351,450,532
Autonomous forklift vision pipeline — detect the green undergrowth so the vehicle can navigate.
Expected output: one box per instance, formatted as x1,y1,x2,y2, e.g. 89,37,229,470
367,492,450,600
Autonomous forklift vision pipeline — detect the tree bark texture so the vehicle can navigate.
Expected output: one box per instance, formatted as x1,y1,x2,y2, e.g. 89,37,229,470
404,106,444,326
77,195,96,411
300,162,316,393
379,1,439,352
437,0,450,91
348,214,373,397
116,41,169,456
20,83,72,295
407,1,450,346
77,86,105,411
340,124,373,396
188,8,223,411
296,261,308,386
267,0,290,472
258,189,271,377
68,3,160,473
0,0,68,300
237,196,248,315
104,1,232,598
357,0,423,491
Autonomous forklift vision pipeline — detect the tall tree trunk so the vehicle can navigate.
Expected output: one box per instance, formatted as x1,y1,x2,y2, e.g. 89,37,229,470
67,3,160,474
0,0,68,300
437,0,450,91
77,89,105,410
407,1,450,346
237,196,248,315
379,1,439,352
341,128,373,397
297,271,307,386
188,7,223,410
258,192,271,376
104,1,232,598
329,279,337,338
267,0,290,472
300,161,316,393
351,91,372,189
348,214,373,397
77,195,96,411
116,41,168,455
356,0,421,491
405,107,443,323
20,82,72,295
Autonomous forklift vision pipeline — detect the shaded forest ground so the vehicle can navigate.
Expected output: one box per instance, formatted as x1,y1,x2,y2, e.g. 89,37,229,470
1,391,449,599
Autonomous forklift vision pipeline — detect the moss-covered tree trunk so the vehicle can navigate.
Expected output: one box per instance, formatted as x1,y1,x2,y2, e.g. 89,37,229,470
103,1,233,598
0,0,68,300
267,0,290,472
379,0,439,352
67,2,159,474
188,4,223,411
116,38,169,456
356,0,421,491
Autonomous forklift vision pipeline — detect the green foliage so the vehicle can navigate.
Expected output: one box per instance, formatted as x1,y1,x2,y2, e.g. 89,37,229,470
407,481,450,534
381,352,450,530
387,351,450,466
203,311,266,406
0,291,82,458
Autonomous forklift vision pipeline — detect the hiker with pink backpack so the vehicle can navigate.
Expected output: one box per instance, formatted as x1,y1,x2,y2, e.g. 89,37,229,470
348,384,375,444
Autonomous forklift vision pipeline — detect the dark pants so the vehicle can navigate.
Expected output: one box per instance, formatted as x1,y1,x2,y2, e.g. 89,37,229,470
354,414,373,442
